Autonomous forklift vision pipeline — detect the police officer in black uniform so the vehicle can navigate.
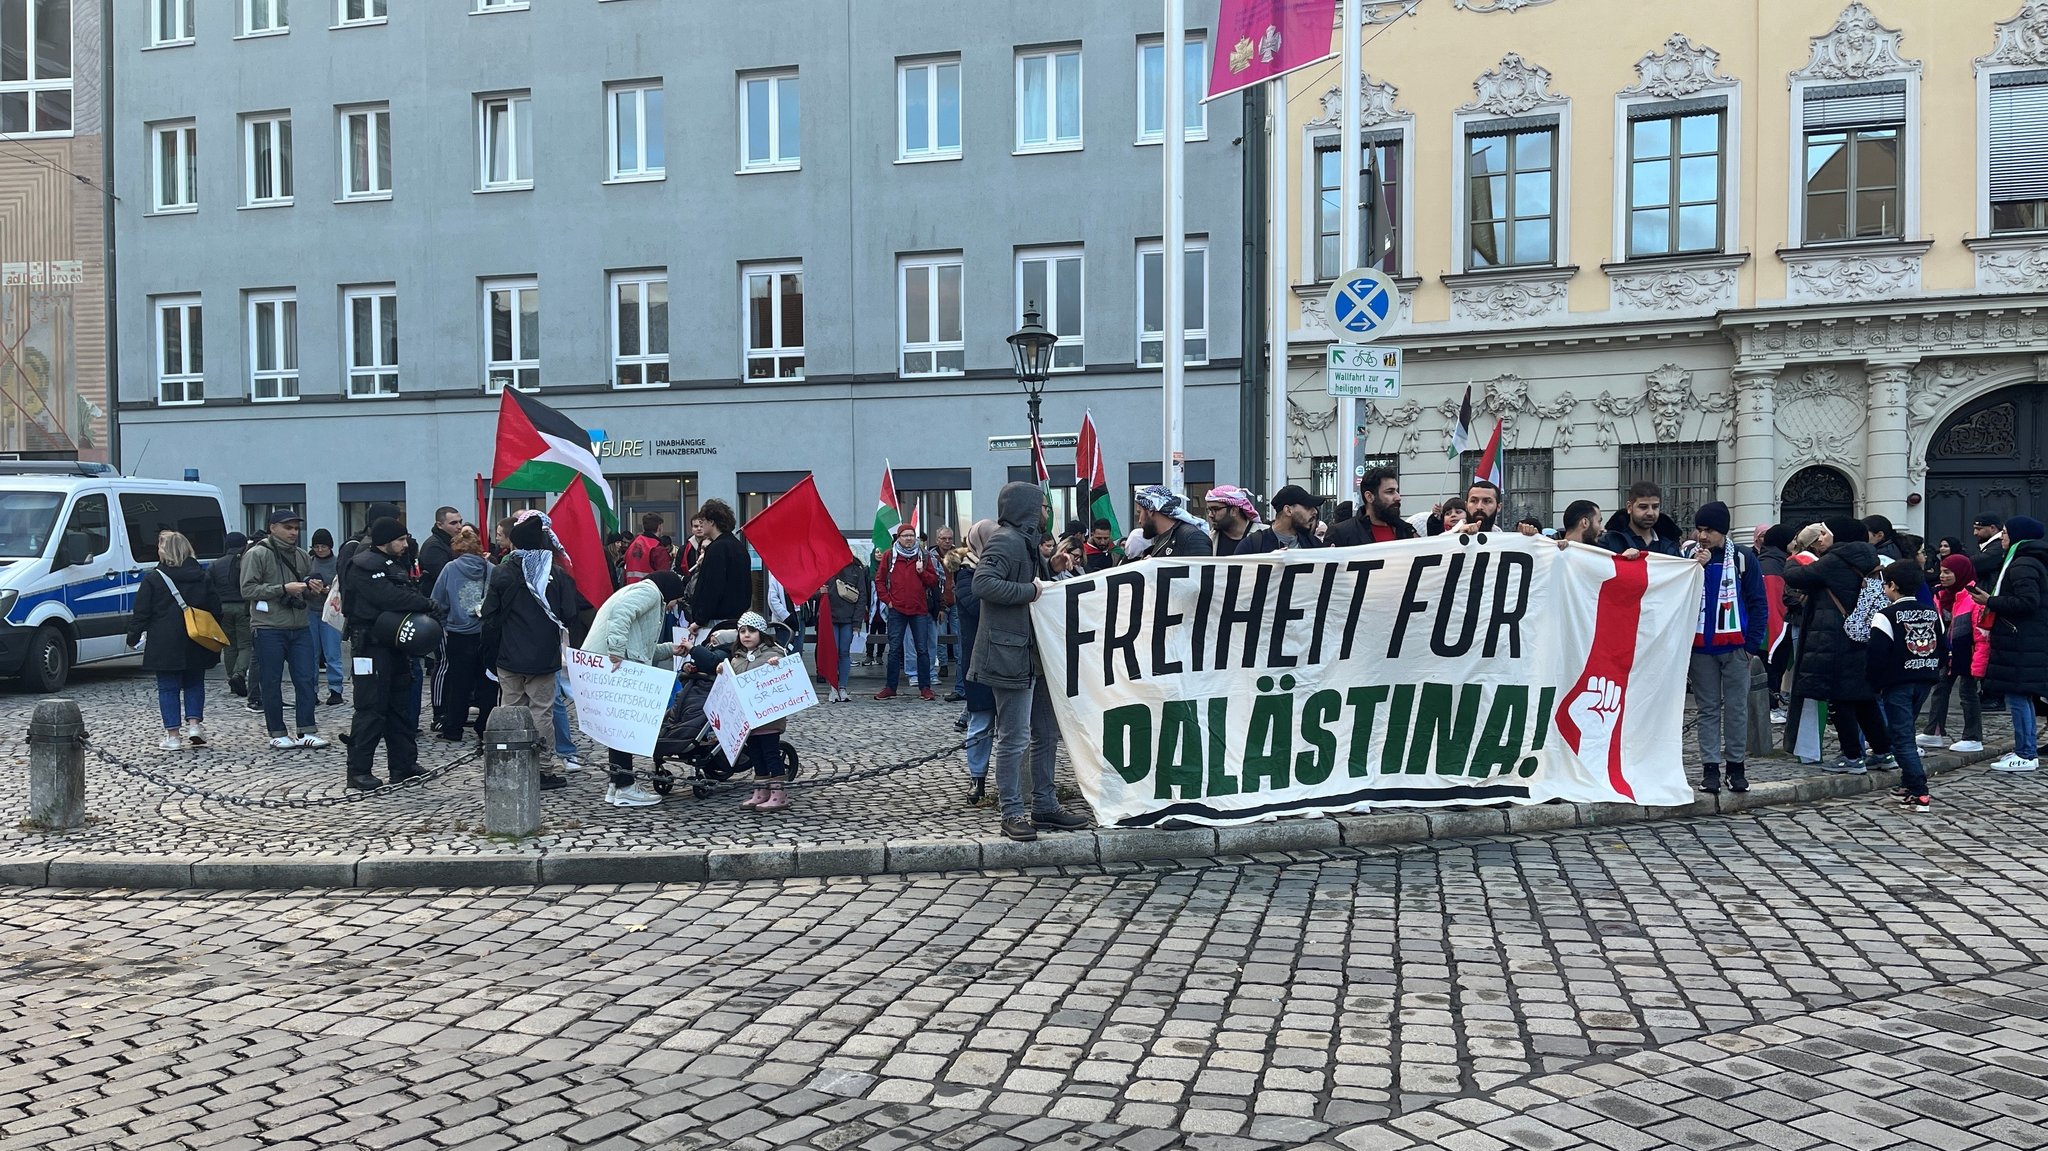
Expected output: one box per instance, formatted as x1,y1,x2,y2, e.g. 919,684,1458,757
345,517,442,790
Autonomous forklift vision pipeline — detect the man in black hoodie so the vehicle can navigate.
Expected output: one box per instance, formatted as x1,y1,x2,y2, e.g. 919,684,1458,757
343,517,442,790
1983,515,2048,774
1597,482,1686,557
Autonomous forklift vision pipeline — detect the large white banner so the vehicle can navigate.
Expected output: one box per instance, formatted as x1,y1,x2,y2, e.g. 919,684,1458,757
564,648,678,757
1030,534,1701,827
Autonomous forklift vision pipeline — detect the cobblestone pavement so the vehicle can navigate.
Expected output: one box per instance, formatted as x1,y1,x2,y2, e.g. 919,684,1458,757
3,766,2047,1149
0,667,2005,863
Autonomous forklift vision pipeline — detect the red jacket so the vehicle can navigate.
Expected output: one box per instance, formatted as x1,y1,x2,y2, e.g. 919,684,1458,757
624,533,672,579
877,549,939,616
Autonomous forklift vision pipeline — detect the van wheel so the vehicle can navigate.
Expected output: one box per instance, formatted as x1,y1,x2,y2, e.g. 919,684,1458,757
21,627,71,693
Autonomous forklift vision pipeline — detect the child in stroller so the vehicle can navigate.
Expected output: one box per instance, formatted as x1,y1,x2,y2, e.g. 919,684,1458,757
647,617,803,799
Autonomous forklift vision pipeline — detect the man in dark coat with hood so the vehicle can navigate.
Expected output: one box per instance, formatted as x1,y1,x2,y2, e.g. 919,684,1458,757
1983,515,2048,773
971,481,1089,842
1782,518,1890,771
1597,482,1686,557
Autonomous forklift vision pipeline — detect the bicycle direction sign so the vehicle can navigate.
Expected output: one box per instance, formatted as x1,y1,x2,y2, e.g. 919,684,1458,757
1323,266,1404,344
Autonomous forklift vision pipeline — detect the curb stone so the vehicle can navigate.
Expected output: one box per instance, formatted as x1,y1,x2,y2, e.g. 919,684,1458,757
0,746,2003,891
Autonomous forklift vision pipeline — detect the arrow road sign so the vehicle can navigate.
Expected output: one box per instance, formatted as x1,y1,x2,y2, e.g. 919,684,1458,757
1323,265,1405,345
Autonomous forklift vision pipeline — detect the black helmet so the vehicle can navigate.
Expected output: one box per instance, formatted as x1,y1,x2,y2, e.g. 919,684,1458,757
372,610,442,657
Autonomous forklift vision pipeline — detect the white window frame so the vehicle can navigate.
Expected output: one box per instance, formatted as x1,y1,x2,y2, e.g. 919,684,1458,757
343,286,399,398
1016,45,1083,154
241,0,288,37
898,56,963,162
246,291,300,402
1976,63,2048,238
1015,246,1084,373
154,296,204,406
150,121,198,213
743,262,805,380
610,270,669,389
898,255,965,378
472,0,528,12
477,93,533,191
339,103,391,200
738,70,800,173
1137,239,1209,369
335,0,387,27
1,0,73,137
152,0,196,47
607,82,665,182
1612,85,1741,263
242,111,294,207
483,277,539,393
1137,34,1208,144
1787,77,1919,248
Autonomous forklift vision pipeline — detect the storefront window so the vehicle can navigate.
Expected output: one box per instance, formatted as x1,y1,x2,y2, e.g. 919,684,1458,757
617,475,699,541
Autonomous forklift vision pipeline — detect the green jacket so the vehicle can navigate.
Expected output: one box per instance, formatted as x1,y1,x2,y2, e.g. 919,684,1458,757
239,534,314,630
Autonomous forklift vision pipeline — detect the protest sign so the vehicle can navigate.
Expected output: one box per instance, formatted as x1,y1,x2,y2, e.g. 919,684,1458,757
702,658,819,764
564,648,678,757
704,666,750,764
1029,534,1701,827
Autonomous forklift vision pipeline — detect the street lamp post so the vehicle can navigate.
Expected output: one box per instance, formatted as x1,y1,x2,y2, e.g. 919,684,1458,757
1007,302,1058,440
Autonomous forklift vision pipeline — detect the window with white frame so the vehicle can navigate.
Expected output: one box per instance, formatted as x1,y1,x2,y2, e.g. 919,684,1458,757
473,0,527,11
1626,103,1724,258
1017,46,1081,152
337,0,386,25
1989,72,2048,234
1,0,73,136
484,278,539,392
478,92,532,190
1801,82,1903,243
1138,34,1206,142
744,264,804,379
1016,247,1083,371
151,121,198,212
899,57,962,160
1465,123,1557,269
242,0,287,35
155,297,204,405
153,0,196,46
1138,240,1208,367
899,256,964,376
611,271,669,388
247,292,299,401
740,70,799,171
340,104,391,199
608,82,664,181
344,287,398,397
243,111,294,206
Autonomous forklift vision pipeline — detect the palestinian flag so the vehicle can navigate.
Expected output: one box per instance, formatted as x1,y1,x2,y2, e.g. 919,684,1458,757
871,459,902,556
1474,418,1504,490
1075,410,1120,539
1446,382,1474,460
492,389,617,530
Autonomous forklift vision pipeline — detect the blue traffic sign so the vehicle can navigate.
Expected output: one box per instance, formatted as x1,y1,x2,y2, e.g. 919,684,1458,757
1323,265,1404,344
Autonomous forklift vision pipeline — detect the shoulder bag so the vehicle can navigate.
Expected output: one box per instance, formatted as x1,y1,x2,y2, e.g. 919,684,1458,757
161,570,230,652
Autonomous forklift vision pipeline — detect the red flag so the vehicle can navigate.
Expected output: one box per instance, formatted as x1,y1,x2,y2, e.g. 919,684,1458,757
743,475,855,603
1764,573,1789,660
1031,428,1051,487
813,589,840,689
1475,418,1504,490
547,481,614,613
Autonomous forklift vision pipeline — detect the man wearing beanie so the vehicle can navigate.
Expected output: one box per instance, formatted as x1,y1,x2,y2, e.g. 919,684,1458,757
241,509,329,750
580,568,689,806
1983,515,2048,773
1688,502,1767,794
343,517,443,789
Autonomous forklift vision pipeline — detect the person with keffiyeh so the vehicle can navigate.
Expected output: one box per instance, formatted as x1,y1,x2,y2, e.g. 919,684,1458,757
480,511,586,792
1688,501,1768,796
1204,485,1263,556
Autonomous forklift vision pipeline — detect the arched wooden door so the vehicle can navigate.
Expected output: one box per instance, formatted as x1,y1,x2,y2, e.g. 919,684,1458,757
1925,385,2048,543
1780,465,1855,528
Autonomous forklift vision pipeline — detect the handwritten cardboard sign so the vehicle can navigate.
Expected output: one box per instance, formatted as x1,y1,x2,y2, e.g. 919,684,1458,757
564,648,678,757
701,659,818,763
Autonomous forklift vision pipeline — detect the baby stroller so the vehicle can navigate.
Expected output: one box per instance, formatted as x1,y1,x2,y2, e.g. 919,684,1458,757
647,622,803,798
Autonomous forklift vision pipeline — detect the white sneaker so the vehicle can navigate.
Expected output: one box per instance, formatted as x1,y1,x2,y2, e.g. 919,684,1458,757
297,733,330,749
181,721,206,747
560,758,585,773
1989,752,2023,770
605,783,660,807
269,735,302,750
1949,739,1985,753
1991,756,2039,773
159,733,186,752
1915,734,1946,748
1769,710,1787,725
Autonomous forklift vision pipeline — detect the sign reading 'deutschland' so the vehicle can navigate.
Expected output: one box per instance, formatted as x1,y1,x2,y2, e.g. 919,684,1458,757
1028,535,1702,828
565,648,679,757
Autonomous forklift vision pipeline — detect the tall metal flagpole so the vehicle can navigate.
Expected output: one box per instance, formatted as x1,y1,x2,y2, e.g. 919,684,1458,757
1337,0,1362,502
1163,0,1187,496
1268,74,1290,499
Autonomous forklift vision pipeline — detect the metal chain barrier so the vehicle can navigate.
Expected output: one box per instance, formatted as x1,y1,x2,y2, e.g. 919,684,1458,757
780,740,968,791
77,732,481,810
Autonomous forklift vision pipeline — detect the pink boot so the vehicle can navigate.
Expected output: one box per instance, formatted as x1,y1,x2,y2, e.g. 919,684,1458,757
757,784,789,812
740,786,770,808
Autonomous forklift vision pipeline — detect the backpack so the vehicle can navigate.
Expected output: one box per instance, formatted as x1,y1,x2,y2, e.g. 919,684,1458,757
1830,576,1886,644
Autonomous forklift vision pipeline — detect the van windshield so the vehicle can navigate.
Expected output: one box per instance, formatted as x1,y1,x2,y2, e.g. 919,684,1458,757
0,491,64,560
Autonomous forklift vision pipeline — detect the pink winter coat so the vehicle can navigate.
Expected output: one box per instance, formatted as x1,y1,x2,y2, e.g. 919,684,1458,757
1957,588,1992,679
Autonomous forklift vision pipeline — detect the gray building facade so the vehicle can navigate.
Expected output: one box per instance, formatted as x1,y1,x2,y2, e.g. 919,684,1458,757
111,0,1244,540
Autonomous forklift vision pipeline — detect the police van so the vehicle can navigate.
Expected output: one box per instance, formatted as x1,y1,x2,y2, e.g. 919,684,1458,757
0,462,230,691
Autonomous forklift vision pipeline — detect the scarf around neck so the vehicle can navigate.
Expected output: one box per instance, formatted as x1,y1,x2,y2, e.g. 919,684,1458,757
512,548,563,627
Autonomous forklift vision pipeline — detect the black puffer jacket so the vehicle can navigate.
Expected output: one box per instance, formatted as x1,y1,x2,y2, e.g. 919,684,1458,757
480,557,582,675
127,559,222,673
1783,541,1881,702
1596,510,1685,557
1982,539,2048,698
689,531,752,625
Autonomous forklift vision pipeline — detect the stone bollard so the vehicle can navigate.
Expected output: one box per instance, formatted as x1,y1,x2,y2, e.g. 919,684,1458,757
27,698,86,830
483,706,541,838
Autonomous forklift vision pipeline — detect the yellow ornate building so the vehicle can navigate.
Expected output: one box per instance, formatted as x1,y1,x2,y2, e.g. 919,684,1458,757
1281,0,2048,539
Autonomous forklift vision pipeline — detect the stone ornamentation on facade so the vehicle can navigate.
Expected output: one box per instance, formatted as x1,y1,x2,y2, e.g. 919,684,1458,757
1733,307,2048,370
1783,427,1860,468
1609,265,1737,311
1620,34,1736,98
1306,74,1410,131
1978,244,2048,292
1783,252,1920,301
1791,2,1923,81
1977,0,2048,70
1458,54,1566,116
1938,404,2020,458
1779,365,1856,403
1908,358,2017,433
1449,277,1568,324
1451,0,1556,12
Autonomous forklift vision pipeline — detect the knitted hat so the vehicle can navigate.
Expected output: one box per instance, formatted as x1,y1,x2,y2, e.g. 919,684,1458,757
1693,501,1731,535
224,532,247,551
2007,515,2045,541
368,518,406,548
1823,517,1868,547
509,515,550,551
736,610,769,633
646,570,687,602
310,528,334,549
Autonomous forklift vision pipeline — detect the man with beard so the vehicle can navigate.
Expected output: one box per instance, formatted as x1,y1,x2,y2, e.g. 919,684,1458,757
1556,500,1601,546
1133,485,1212,558
1597,482,1687,558
1329,467,1415,547
1202,486,1261,556
1459,479,1502,533
1237,486,1329,554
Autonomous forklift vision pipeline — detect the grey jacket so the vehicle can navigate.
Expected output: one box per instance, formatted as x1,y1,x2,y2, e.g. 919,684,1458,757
969,482,1049,691
239,534,314,630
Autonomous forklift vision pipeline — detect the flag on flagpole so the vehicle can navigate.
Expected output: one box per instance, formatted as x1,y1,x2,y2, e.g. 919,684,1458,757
546,481,614,613
1445,382,1474,461
743,475,854,603
1031,427,1054,534
1075,411,1122,539
1205,0,1340,103
1475,418,1505,490
492,389,617,530
870,460,902,556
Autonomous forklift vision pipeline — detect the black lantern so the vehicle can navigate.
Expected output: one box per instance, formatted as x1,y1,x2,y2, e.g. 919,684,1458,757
1007,303,1059,435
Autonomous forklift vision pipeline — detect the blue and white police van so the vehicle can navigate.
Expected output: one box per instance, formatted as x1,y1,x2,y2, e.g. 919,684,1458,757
0,462,229,691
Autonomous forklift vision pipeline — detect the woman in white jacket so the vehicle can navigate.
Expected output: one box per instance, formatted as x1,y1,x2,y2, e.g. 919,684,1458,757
584,569,689,807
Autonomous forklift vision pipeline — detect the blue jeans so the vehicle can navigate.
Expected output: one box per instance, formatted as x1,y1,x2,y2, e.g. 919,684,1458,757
254,626,317,736
832,622,854,688
155,669,205,730
964,709,994,779
992,676,1061,820
309,617,344,693
553,669,577,760
1878,682,1932,795
2013,692,2039,759
886,611,936,690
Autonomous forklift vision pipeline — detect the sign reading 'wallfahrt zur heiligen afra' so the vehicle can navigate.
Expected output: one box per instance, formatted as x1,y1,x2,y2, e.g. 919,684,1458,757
1030,534,1703,828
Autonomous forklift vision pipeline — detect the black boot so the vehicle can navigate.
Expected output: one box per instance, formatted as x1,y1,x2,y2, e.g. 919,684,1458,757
966,776,986,806
228,676,246,697
1700,763,1721,794
1726,764,1749,793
